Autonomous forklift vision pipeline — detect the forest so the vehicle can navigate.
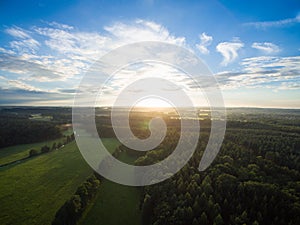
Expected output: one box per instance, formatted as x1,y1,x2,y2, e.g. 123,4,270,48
0,107,71,148
135,109,300,225
0,107,299,225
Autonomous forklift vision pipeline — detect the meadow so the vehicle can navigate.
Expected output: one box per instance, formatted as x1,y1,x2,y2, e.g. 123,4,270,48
0,138,119,225
79,151,142,225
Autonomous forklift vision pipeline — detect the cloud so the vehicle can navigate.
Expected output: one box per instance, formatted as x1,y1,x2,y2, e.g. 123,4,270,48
216,41,244,66
10,38,40,54
0,20,187,84
5,26,30,39
5,26,40,54
196,32,213,54
216,56,300,90
0,47,15,54
277,82,300,90
104,19,186,46
251,42,280,54
46,21,74,30
7,79,43,92
0,54,69,81
0,88,72,105
244,14,300,29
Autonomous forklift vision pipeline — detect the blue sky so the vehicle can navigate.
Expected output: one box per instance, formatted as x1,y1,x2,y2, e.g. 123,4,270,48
0,0,299,108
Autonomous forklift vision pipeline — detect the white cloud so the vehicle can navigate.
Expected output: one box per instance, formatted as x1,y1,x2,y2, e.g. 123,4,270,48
0,47,15,54
10,38,40,54
7,79,43,92
216,56,300,90
5,26,40,54
196,32,213,54
104,19,186,46
216,41,244,66
0,20,187,84
47,21,74,30
5,26,30,39
251,42,280,54
244,14,300,29
277,82,300,90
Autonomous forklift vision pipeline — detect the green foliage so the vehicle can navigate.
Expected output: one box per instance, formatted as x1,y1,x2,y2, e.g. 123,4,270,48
142,194,153,225
52,175,101,225
41,145,50,153
29,148,38,157
214,214,224,225
138,109,300,225
0,115,61,148
199,212,209,225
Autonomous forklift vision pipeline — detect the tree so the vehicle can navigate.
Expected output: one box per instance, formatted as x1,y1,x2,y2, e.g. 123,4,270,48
52,142,57,150
214,214,224,225
193,199,201,215
192,218,199,225
185,192,192,205
240,210,248,224
29,149,38,157
199,212,209,225
142,194,153,225
185,206,194,223
41,145,50,153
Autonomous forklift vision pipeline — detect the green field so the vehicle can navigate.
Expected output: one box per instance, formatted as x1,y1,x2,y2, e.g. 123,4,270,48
80,152,142,225
0,138,120,225
0,137,67,165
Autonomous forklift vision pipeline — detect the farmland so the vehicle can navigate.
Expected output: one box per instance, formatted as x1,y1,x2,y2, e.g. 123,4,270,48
0,138,119,225
79,152,142,225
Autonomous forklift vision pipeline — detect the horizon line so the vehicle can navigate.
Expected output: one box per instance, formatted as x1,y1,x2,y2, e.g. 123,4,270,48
0,105,299,110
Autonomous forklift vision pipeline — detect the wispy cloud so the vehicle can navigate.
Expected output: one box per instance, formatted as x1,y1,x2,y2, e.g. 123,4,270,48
0,20,190,106
216,56,300,90
216,40,244,66
277,82,300,90
5,26,30,39
244,14,300,29
7,79,43,92
0,88,71,105
9,38,40,54
251,42,280,54
0,20,186,84
5,26,40,54
104,19,186,46
46,21,74,30
196,32,213,54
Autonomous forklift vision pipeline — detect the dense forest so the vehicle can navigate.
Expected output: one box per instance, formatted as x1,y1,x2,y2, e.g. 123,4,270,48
134,109,300,225
54,107,300,225
0,107,71,148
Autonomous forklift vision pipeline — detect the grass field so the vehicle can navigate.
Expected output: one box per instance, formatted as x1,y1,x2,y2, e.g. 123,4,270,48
0,138,120,225
0,138,66,165
79,152,142,225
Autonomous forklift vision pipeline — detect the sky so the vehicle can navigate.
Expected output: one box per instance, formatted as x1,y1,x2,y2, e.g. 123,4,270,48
0,0,299,108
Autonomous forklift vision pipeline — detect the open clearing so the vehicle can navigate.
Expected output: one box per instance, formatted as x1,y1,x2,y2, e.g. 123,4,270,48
0,138,120,225
0,127,73,165
80,152,142,225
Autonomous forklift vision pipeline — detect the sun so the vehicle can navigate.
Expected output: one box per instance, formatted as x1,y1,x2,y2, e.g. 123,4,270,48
134,97,173,108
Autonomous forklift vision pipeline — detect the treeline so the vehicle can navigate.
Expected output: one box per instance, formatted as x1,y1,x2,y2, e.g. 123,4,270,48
0,107,74,148
136,125,300,224
52,174,101,225
0,107,72,123
28,134,75,157
0,116,61,148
